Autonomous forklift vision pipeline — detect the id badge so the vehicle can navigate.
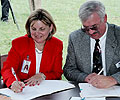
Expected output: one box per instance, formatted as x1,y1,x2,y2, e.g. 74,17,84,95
116,61,120,68
21,59,31,74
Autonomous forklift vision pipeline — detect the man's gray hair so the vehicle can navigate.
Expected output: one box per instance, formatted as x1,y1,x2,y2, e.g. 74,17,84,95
79,0,105,22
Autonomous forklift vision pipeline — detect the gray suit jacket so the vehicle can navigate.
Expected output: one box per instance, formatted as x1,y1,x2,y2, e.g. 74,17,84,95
63,23,120,84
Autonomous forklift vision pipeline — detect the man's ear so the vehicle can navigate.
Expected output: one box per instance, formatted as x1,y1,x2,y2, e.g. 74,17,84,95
104,14,107,23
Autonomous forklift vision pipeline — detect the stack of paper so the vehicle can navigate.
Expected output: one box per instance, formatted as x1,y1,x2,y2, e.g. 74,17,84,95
79,83,120,98
70,97,105,100
0,80,75,100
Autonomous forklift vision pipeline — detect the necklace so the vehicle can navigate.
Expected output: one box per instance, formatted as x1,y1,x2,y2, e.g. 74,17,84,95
35,42,46,54
35,48,43,54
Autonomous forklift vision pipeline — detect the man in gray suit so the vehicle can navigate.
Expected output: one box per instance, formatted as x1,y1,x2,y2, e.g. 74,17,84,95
63,0,120,89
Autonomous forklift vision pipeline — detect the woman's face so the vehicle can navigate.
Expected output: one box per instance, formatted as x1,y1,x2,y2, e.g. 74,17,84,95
30,20,52,44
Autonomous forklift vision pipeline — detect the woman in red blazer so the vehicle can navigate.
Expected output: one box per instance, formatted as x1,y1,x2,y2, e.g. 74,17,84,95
1,9,63,93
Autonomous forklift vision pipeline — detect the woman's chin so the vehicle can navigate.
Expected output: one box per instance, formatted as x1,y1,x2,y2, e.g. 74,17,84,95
34,40,45,44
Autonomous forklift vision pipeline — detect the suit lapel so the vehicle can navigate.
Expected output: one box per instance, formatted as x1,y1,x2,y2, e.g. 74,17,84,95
105,24,117,73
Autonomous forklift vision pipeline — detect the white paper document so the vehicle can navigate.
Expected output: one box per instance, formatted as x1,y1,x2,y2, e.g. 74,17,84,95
69,97,82,100
79,83,120,98
85,97,105,100
0,80,75,100
70,97,105,100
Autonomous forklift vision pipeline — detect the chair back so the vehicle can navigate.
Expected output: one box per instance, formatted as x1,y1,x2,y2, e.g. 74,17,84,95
0,54,8,76
0,54,8,88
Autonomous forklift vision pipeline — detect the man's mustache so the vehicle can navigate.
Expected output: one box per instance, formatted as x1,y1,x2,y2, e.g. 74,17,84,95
92,31,102,35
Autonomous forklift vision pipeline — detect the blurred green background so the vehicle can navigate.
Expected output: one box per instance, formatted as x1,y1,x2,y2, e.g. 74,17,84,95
0,0,120,80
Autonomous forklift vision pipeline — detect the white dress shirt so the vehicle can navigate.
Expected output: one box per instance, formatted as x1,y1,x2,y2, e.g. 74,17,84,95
91,23,108,75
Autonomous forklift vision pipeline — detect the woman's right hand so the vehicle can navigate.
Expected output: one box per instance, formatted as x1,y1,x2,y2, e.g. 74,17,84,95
10,81,25,93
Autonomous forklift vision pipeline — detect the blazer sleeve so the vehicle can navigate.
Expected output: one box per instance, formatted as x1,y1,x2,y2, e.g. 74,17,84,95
1,39,22,87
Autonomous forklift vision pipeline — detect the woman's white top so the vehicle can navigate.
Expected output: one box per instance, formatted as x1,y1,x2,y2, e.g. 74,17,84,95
35,47,43,74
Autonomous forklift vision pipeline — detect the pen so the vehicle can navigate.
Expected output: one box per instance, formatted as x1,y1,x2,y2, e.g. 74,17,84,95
97,68,104,75
12,67,24,92
12,67,18,81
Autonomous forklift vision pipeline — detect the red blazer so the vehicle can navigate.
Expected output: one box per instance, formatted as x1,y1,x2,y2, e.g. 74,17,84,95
1,35,63,87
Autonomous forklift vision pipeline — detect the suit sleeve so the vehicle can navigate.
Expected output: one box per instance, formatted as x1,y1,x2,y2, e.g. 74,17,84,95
63,34,88,82
110,43,120,84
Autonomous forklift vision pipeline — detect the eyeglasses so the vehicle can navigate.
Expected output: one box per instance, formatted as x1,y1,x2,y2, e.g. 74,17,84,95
81,20,102,33
81,24,99,33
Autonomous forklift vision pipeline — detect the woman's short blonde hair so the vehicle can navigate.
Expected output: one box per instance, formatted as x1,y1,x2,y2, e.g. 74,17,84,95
25,9,56,40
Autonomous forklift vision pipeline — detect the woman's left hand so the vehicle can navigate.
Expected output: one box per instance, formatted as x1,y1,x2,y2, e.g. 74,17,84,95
24,73,45,86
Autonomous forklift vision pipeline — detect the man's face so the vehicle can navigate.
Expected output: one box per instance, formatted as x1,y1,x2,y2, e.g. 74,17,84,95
81,13,107,39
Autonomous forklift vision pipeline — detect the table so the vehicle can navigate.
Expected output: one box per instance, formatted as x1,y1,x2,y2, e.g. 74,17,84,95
0,81,120,100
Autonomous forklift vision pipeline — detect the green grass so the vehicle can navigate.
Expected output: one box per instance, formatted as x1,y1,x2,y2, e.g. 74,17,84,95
1,0,120,80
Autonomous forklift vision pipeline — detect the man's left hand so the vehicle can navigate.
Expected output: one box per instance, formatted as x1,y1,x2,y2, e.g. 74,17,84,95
88,75,117,88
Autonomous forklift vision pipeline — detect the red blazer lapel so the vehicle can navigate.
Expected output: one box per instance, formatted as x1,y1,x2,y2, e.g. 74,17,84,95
27,38,36,77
